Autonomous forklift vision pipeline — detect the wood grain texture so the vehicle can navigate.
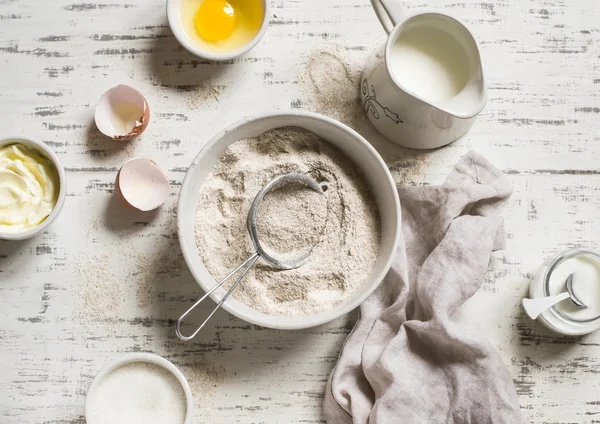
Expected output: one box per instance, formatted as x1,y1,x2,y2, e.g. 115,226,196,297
1,0,600,422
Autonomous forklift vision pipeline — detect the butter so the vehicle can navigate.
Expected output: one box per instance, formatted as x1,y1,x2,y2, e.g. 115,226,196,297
0,143,59,233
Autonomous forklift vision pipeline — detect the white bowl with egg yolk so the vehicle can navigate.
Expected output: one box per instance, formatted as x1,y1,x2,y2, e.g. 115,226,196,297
0,136,66,241
177,111,401,330
167,0,270,61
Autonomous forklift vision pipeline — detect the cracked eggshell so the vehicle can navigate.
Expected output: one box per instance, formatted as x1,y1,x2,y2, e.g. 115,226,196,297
95,85,150,140
116,158,169,211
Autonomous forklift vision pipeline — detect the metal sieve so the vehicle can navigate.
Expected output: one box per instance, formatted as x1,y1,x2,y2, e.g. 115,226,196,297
176,172,329,341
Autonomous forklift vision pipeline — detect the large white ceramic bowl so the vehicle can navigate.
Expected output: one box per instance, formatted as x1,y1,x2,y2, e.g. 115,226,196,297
177,111,400,330
0,136,66,241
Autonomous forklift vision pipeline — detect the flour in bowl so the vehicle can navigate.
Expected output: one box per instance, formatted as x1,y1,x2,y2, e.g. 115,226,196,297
194,127,380,316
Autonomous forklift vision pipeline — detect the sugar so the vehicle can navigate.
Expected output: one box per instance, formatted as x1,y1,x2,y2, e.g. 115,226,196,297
88,362,187,424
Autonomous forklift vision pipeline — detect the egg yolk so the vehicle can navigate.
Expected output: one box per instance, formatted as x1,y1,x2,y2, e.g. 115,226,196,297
195,0,237,42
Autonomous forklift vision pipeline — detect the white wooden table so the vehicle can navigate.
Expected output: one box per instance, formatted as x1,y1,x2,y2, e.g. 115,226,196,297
1,0,599,422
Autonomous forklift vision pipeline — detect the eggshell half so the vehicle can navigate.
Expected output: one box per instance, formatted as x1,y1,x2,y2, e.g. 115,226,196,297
95,85,150,140
117,158,169,211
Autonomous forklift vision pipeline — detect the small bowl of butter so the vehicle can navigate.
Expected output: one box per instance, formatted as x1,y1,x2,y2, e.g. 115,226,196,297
0,136,66,240
167,0,270,61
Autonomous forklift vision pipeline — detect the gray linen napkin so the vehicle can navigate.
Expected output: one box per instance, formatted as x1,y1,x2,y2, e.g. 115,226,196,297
324,151,524,424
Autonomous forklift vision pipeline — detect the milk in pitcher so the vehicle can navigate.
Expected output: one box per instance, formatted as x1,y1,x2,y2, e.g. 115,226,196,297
389,26,470,104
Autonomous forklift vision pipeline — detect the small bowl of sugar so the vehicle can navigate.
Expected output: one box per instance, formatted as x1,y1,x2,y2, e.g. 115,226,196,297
85,353,193,424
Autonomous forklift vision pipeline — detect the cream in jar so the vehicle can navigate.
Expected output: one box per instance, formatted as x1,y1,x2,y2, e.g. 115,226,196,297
529,248,600,335
0,143,59,233
548,254,600,320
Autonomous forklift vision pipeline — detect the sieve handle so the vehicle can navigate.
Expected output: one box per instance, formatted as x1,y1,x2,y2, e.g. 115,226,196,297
175,252,260,341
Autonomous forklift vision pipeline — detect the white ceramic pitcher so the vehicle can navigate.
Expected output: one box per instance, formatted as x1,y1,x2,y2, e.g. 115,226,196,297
361,0,486,149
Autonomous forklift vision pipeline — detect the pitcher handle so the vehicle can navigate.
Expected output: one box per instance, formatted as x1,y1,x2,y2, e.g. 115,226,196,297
371,0,404,34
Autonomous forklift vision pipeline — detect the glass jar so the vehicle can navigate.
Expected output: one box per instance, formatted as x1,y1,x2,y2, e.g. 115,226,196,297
529,247,600,336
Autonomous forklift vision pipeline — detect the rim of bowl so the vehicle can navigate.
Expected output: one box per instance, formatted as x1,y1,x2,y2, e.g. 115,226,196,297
0,136,66,241
177,111,401,330
85,353,194,424
166,0,271,62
